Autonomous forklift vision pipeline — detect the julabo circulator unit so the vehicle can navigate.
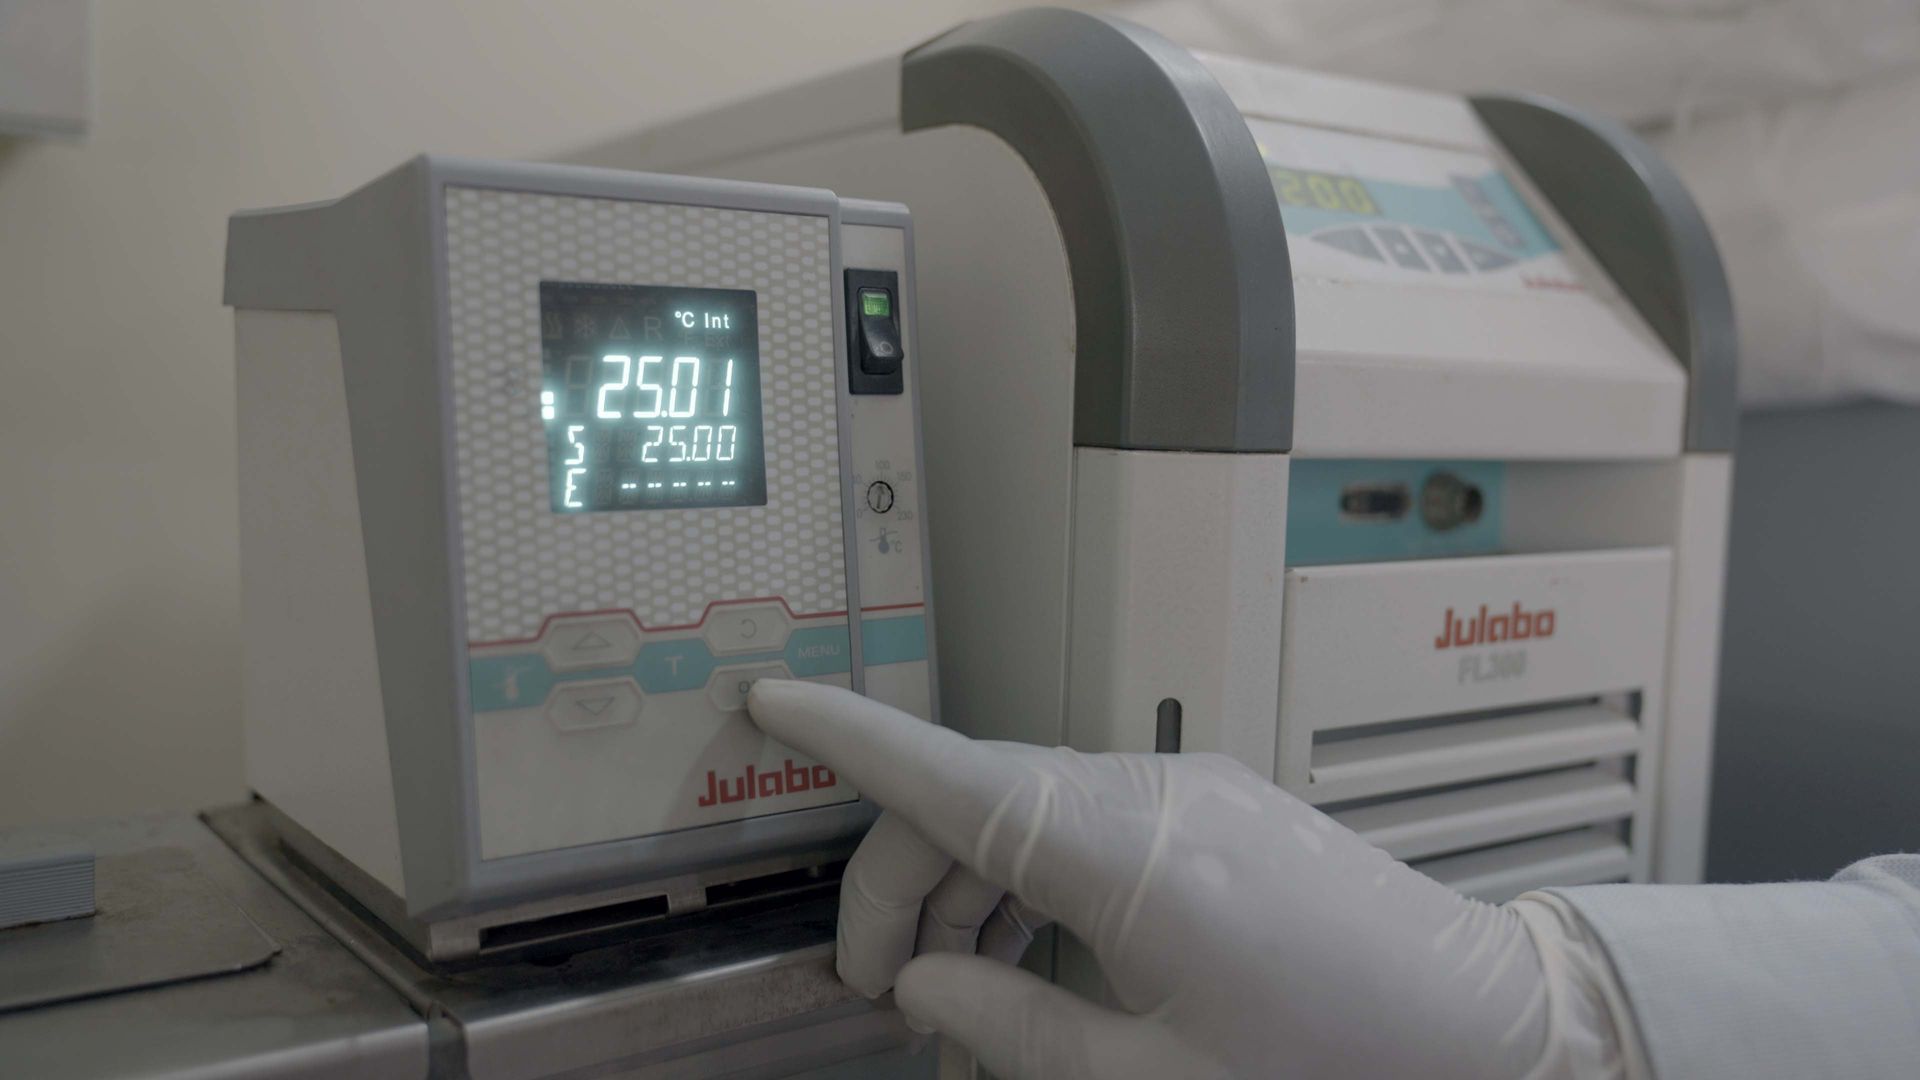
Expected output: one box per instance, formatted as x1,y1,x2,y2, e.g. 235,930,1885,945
225,159,936,961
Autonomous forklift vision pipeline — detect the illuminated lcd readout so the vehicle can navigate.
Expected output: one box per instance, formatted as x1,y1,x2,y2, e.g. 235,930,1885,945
539,282,767,512
1269,166,1380,216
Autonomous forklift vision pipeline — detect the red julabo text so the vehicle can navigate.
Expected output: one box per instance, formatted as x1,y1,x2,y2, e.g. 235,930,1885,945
698,759,838,806
1434,603,1556,650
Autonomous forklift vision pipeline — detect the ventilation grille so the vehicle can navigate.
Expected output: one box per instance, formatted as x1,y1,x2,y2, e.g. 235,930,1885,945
1310,695,1643,902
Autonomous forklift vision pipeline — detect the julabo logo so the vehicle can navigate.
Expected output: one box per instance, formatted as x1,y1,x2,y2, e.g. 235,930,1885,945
698,759,838,806
1434,603,1555,650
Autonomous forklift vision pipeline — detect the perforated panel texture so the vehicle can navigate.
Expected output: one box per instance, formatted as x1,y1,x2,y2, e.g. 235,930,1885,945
444,187,845,641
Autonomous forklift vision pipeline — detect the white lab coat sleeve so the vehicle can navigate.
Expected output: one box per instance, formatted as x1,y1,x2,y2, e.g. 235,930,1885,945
1535,855,1920,1079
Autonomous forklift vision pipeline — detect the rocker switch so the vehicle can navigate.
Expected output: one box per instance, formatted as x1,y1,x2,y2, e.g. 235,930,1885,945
846,269,904,395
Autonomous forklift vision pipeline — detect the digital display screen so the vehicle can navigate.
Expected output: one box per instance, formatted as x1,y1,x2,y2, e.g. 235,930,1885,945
539,282,767,512
1269,166,1381,216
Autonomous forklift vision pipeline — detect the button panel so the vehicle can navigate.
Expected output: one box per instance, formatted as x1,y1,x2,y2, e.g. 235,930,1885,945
1309,224,1518,275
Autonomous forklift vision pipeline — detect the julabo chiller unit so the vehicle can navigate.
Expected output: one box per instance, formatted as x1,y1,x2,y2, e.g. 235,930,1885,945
580,7,1737,899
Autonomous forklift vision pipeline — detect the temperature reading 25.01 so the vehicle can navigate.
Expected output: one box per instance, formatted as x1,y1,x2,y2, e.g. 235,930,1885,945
581,353,741,463
538,282,767,513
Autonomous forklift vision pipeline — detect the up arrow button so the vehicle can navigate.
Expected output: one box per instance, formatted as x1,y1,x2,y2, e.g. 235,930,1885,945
539,615,644,673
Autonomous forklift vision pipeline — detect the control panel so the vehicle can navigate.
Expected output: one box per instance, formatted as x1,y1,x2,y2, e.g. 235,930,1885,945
840,204,934,720
442,184,933,859
1251,119,1576,290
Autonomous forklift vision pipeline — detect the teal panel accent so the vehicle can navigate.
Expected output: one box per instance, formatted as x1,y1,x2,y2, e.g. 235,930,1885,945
469,654,558,712
633,639,719,694
783,625,854,678
1287,460,1505,566
1273,170,1559,261
861,614,927,666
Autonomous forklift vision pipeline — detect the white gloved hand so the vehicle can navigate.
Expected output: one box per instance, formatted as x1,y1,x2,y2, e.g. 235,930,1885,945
749,680,1624,1080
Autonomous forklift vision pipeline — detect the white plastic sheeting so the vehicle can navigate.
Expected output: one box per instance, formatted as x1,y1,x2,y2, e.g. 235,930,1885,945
1123,0,1920,406
1123,0,1920,125
1652,74,1920,406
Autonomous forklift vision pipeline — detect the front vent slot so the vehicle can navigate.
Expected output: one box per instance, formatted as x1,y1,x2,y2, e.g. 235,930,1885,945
1307,699,1640,806
1304,693,1647,893
1327,764,1637,862
472,858,847,958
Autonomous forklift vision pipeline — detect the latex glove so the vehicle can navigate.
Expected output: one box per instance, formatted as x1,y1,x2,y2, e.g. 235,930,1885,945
749,680,1619,1080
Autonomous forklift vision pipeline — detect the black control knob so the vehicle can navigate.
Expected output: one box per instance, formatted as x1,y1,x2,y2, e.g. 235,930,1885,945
866,481,895,514
1420,472,1485,532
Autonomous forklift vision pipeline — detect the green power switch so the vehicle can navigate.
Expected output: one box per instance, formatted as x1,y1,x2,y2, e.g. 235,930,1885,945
846,269,904,394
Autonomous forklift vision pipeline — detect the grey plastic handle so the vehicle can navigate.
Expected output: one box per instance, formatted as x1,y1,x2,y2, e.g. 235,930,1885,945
1474,94,1739,452
902,7,1293,452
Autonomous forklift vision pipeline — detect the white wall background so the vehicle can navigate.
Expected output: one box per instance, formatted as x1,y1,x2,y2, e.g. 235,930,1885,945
0,0,1043,828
